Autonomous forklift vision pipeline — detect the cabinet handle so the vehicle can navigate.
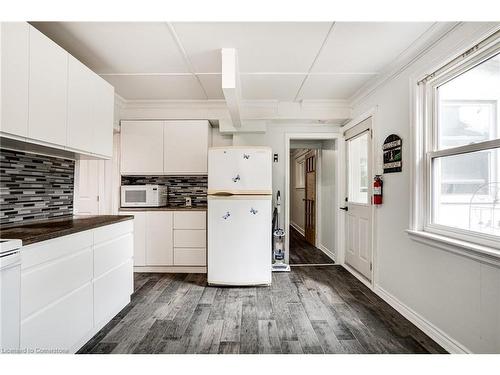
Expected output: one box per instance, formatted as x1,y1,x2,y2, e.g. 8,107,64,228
250,208,258,215
243,154,250,159
222,211,231,220
232,174,241,182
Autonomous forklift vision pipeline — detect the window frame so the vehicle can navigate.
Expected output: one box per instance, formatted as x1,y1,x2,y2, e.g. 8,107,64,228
418,37,500,250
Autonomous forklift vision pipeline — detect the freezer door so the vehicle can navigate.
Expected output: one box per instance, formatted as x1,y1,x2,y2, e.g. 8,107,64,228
208,196,272,285
208,147,272,194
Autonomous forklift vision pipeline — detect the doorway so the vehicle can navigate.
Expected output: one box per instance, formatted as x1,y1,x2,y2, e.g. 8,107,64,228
286,136,339,266
343,117,373,281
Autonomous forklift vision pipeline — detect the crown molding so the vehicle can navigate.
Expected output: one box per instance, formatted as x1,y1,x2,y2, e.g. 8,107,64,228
349,22,463,107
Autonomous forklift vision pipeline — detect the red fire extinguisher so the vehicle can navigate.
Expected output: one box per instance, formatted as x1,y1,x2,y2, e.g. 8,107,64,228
373,175,383,205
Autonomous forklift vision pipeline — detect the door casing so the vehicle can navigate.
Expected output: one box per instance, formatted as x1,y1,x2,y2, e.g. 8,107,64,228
284,133,341,265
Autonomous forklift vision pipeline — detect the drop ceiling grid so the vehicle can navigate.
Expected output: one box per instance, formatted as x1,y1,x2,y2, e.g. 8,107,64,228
30,22,437,101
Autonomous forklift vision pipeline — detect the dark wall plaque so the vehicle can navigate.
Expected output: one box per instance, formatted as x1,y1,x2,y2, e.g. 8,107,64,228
383,134,402,173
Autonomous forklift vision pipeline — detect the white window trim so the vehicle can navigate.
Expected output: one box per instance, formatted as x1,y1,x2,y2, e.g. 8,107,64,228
410,29,500,267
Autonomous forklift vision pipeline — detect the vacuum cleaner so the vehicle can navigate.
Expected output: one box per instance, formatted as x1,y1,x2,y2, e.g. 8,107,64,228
272,190,290,272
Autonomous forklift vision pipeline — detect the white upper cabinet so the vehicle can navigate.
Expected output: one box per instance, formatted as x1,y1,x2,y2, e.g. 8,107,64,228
120,120,209,175
164,120,209,174
120,121,164,174
91,77,114,157
67,55,94,152
0,22,114,158
1,22,29,137
28,26,68,146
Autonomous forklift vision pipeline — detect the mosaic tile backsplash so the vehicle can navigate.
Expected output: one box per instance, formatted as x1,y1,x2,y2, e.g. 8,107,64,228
121,175,207,207
1,149,75,227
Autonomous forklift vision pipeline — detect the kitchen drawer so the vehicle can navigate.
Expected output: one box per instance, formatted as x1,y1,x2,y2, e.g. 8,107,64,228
174,248,206,266
93,220,133,245
20,282,93,352
173,211,206,229
21,247,92,319
94,233,133,278
93,259,133,326
21,230,93,270
173,229,206,248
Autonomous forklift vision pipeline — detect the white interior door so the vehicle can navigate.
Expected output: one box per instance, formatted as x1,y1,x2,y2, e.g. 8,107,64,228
74,159,104,215
344,119,372,280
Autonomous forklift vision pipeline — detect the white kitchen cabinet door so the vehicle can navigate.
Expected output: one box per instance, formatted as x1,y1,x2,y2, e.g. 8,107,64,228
121,121,164,174
1,22,29,137
208,147,272,194
92,76,114,158
164,120,209,174
28,26,68,146
67,55,94,152
145,211,173,265
120,211,147,266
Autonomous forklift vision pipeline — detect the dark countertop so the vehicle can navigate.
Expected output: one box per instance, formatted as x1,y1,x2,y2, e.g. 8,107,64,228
0,215,134,246
119,206,207,212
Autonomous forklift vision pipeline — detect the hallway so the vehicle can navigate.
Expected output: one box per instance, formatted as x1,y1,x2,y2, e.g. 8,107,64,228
289,226,335,265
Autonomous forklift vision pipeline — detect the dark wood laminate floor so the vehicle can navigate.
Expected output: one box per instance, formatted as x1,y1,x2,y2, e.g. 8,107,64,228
78,267,446,354
289,226,335,265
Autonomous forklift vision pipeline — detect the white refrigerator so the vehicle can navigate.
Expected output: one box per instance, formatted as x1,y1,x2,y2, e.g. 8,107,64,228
207,146,272,286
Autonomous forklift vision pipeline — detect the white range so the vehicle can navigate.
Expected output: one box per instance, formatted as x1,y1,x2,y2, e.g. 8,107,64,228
207,146,272,286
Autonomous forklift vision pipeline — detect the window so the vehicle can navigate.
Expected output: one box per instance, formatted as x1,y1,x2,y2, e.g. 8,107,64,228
417,36,500,249
295,159,305,189
348,132,369,204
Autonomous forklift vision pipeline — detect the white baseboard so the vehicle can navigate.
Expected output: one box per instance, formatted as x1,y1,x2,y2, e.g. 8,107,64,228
340,263,471,354
373,285,470,354
134,266,207,273
290,221,305,236
318,244,336,262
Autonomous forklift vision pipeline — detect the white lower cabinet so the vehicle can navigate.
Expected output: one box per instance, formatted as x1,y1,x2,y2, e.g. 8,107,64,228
20,283,93,353
19,220,133,353
146,211,174,265
94,260,133,327
120,210,206,268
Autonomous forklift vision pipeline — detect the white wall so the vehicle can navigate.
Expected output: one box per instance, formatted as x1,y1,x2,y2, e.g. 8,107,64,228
351,22,500,353
233,123,341,230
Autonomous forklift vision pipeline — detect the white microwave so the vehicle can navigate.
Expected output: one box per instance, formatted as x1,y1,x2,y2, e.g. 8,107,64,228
121,185,168,207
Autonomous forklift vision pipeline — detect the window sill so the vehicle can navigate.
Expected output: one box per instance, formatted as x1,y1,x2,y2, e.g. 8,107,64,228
406,229,500,267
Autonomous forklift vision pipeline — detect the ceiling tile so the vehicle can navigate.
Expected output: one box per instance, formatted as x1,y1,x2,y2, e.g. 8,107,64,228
312,22,434,73
171,22,332,73
102,75,206,100
240,74,305,101
297,74,374,100
197,74,224,99
31,22,189,74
